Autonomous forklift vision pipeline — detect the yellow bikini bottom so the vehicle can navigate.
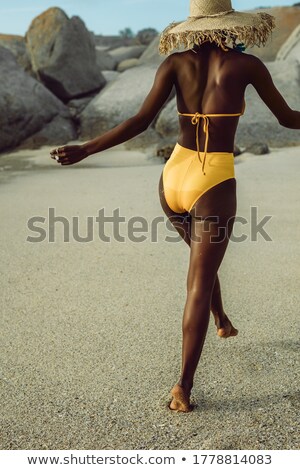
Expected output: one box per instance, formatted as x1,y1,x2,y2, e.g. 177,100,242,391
162,143,235,214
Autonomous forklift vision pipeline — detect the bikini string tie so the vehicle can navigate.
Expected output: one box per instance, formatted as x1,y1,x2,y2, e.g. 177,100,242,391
190,113,210,176
178,101,246,176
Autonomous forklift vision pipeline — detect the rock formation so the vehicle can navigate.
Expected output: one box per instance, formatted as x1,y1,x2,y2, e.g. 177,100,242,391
25,7,106,101
0,47,76,152
79,66,158,139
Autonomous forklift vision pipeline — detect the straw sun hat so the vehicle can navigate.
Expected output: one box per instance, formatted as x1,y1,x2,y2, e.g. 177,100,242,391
159,0,276,54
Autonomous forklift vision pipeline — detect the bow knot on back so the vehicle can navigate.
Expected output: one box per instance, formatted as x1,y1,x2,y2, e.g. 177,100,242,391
178,100,245,175
191,112,202,125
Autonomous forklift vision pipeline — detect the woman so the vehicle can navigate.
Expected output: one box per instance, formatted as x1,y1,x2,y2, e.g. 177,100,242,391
50,0,300,412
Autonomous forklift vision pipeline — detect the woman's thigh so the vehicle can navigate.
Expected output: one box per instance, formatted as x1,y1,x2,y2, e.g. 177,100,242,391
187,202,236,293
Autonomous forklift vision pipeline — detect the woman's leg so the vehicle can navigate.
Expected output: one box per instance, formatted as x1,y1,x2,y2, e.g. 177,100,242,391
158,173,237,337
167,178,237,412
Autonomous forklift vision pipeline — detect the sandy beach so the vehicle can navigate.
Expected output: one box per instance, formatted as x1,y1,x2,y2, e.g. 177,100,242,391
0,143,299,450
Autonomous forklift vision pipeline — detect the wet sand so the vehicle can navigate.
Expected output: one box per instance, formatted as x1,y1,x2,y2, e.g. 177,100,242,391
0,143,299,449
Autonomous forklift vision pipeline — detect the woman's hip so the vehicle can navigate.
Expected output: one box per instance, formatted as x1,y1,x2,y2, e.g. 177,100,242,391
162,143,235,214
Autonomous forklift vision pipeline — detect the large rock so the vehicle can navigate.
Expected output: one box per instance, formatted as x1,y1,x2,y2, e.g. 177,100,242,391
276,24,300,60
79,65,159,139
0,47,76,152
17,115,77,149
108,45,147,64
0,34,32,74
156,60,300,148
25,7,105,101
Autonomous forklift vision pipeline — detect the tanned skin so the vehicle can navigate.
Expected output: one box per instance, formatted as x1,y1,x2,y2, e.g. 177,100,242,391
50,40,300,412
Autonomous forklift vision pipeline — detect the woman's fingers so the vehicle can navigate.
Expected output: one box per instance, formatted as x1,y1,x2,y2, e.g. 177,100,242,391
57,156,70,164
50,146,66,157
57,147,66,157
50,145,85,165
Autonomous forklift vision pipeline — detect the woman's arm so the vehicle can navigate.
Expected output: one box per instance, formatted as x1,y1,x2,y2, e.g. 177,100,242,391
248,55,300,129
50,56,175,165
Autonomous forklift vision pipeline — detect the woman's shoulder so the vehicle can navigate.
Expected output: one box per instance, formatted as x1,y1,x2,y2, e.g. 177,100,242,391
161,50,192,62
157,50,192,73
160,49,200,69
238,50,264,66
221,48,266,75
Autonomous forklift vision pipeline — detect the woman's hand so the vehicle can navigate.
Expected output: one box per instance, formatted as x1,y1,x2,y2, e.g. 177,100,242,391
50,144,88,166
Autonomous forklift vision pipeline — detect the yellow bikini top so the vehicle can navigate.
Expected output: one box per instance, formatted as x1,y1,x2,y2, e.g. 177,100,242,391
178,99,246,175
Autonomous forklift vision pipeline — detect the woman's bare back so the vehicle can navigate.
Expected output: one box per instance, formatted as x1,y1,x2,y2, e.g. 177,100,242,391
172,43,252,152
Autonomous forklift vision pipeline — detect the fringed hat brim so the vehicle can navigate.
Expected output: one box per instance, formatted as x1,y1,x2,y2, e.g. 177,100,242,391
159,12,276,54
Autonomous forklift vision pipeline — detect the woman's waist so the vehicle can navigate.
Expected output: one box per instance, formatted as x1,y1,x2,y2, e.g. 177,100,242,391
178,130,236,154
173,142,235,157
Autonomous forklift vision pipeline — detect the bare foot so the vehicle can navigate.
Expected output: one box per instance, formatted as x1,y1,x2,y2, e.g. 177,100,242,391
168,384,194,412
213,312,238,338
